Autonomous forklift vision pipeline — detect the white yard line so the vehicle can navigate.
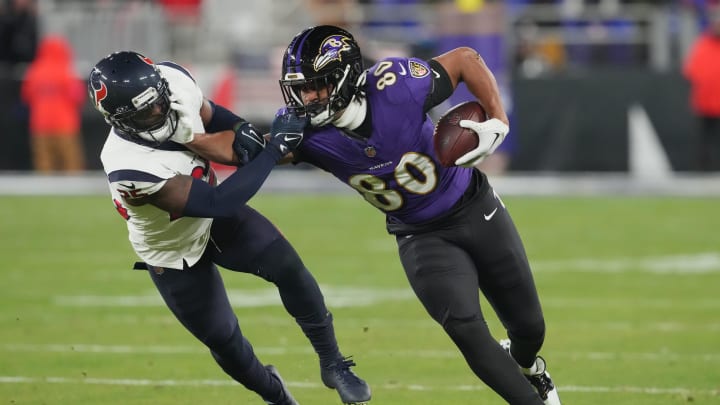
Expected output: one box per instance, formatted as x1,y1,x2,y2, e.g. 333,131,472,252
52,252,720,309
3,343,720,362
4,172,720,196
0,375,716,396
46,253,719,311
53,286,417,308
533,252,720,274
101,315,720,332
52,290,720,310
51,253,720,310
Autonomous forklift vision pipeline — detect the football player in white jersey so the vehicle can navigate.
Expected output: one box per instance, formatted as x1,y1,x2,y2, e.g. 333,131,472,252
88,51,371,405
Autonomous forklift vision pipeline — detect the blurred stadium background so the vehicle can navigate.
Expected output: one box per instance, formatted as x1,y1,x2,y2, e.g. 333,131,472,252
2,1,720,404
0,0,719,194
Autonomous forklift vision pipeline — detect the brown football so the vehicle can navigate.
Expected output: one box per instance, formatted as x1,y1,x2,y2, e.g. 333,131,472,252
433,101,488,167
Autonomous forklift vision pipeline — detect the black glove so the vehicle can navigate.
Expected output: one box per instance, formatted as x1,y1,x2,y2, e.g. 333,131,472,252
267,112,308,155
231,121,266,165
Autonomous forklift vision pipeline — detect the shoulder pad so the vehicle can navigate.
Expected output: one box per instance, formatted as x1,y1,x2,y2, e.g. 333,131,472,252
366,57,433,105
157,61,196,83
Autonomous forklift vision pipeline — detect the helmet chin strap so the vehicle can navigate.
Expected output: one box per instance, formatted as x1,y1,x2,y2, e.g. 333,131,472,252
332,71,368,130
135,111,177,144
332,95,366,130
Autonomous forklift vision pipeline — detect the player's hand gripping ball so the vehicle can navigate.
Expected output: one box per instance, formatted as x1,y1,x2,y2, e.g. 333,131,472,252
432,101,488,167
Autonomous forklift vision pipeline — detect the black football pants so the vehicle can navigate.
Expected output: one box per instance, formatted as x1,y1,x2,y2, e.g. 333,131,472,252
396,185,546,404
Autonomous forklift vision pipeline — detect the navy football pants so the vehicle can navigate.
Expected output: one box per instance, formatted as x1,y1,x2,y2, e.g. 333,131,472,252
145,205,335,400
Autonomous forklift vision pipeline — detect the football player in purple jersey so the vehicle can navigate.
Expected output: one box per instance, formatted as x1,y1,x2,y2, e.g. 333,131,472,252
274,26,561,404
89,50,371,405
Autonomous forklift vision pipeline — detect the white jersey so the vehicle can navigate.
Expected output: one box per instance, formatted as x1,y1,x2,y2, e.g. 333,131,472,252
100,62,215,269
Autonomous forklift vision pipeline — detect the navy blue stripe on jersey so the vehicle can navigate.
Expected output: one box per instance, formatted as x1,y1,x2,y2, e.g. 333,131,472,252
113,131,189,151
157,61,196,83
108,169,165,184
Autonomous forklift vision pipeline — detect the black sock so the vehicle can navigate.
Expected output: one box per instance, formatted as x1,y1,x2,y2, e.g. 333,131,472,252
297,311,342,366
209,325,281,399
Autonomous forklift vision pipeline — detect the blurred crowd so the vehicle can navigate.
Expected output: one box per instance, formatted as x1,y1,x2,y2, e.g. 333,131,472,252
0,0,38,67
510,0,716,76
0,0,719,173
3,0,715,70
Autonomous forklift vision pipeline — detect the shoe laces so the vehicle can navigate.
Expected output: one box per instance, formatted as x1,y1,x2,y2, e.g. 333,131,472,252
526,357,555,400
329,356,361,379
528,373,554,400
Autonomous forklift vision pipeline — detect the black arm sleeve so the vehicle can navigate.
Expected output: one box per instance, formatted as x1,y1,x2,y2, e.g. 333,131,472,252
181,146,282,218
423,59,454,113
205,100,245,133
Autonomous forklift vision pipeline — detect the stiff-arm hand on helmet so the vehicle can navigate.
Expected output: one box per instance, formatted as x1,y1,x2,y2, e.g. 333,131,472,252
454,118,509,167
168,94,195,144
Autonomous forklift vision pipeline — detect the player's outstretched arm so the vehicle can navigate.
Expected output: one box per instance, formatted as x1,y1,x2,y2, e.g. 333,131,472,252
147,112,306,218
172,98,268,166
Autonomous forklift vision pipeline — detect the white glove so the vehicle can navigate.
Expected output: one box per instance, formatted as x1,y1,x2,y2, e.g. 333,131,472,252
169,94,195,144
454,118,509,167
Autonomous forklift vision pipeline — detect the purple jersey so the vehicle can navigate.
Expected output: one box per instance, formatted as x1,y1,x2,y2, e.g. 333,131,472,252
296,57,473,225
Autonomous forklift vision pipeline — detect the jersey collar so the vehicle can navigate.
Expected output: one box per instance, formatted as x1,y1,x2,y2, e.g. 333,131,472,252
113,128,189,151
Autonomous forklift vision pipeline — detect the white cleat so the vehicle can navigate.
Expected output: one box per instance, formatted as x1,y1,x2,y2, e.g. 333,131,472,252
499,339,561,405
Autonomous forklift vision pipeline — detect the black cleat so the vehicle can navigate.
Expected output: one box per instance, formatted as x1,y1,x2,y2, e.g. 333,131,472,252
320,356,371,404
264,365,299,405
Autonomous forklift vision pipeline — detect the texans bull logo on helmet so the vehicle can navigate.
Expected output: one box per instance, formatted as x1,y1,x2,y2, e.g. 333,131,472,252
313,35,353,71
91,78,108,111
89,53,157,117
88,51,177,143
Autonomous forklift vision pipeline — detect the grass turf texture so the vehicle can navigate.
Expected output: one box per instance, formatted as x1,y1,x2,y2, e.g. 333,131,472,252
1,194,718,404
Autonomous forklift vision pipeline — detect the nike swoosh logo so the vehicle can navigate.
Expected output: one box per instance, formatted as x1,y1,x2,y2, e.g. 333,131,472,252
118,183,136,189
398,63,407,76
241,129,265,146
484,207,498,221
432,69,441,79
283,134,302,142
279,144,288,154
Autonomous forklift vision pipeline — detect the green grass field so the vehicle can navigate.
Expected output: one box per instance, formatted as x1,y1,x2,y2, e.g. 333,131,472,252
1,193,719,404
